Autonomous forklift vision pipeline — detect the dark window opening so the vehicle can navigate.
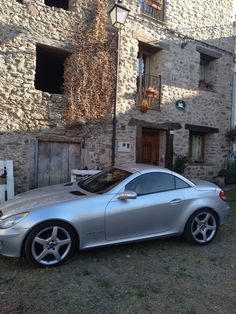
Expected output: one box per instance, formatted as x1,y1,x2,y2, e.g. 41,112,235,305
35,45,69,94
44,0,69,10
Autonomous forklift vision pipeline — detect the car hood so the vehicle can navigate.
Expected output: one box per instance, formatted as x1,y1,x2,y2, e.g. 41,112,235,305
0,182,90,218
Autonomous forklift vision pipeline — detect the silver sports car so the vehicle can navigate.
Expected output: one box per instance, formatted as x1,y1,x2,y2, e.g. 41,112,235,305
0,164,230,266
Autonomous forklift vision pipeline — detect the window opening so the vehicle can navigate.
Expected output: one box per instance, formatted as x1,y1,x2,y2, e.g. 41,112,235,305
44,0,69,10
198,53,216,91
35,45,69,94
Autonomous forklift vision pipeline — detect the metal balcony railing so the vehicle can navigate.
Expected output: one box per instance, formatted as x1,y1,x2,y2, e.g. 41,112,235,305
137,74,161,111
140,0,164,21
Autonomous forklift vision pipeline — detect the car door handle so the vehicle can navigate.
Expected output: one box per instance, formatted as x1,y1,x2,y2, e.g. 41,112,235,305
169,198,183,205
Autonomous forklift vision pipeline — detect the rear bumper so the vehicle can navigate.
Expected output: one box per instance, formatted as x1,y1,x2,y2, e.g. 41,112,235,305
0,228,28,257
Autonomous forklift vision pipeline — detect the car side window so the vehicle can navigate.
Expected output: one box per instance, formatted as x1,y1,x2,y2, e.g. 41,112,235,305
125,172,175,196
175,177,190,189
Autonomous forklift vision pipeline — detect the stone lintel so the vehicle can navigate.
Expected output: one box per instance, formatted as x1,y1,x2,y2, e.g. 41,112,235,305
129,118,181,130
196,46,222,59
185,124,219,133
133,31,170,52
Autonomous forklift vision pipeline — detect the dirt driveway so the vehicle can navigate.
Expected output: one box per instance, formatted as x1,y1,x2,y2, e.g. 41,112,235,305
0,193,235,314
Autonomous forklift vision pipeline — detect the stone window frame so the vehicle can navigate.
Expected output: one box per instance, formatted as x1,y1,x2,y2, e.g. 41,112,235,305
186,124,219,164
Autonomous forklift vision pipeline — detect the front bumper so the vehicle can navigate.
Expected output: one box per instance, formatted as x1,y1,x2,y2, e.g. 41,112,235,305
0,227,28,257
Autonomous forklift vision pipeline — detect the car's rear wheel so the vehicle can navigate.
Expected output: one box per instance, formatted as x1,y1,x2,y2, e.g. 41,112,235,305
184,209,219,245
24,221,77,267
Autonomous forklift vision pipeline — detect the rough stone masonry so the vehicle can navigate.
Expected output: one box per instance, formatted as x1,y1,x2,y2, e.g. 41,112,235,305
0,0,234,193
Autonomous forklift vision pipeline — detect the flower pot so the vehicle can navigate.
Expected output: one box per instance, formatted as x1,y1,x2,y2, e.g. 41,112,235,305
140,100,148,113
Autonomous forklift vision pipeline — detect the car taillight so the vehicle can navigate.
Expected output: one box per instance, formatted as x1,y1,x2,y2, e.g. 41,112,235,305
219,190,228,202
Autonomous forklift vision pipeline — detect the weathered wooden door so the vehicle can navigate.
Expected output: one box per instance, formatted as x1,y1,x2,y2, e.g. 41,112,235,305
37,141,81,187
141,129,160,165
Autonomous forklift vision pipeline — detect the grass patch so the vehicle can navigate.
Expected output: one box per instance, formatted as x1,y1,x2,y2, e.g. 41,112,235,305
225,189,236,209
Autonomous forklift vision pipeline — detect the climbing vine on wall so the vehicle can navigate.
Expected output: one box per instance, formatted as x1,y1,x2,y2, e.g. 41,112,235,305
64,0,116,125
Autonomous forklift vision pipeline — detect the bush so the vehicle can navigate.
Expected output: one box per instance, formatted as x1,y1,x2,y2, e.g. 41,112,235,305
173,155,188,174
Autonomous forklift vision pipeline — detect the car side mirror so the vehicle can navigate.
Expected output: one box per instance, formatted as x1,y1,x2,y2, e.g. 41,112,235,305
117,191,137,200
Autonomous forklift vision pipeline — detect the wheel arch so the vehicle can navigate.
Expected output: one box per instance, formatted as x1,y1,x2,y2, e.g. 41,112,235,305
20,218,80,258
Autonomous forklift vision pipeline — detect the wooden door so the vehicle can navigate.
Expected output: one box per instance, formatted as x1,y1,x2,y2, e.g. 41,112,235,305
141,129,160,165
37,141,81,187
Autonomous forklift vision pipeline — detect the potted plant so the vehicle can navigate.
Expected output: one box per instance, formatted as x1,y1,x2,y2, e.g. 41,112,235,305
206,82,214,90
226,127,236,141
199,80,206,89
219,165,236,184
140,99,149,113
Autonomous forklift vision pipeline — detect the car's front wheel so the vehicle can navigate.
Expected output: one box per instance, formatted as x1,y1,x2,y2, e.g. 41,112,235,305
24,221,77,266
184,208,219,245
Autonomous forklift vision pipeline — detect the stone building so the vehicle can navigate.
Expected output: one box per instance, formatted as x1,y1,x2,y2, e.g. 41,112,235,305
0,0,234,193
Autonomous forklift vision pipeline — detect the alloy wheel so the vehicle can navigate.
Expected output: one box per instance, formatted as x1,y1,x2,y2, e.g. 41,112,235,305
191,212,217,244
31,226,72,266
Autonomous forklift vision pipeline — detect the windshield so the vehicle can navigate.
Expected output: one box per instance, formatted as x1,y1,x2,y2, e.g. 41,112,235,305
78,166,132,194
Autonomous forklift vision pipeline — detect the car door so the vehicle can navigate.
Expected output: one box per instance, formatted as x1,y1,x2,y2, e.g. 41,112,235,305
105,172,190,241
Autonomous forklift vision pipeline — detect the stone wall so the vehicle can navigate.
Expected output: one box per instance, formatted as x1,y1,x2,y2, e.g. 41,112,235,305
114,0,234,179
0,0,234,193
0,0,113,193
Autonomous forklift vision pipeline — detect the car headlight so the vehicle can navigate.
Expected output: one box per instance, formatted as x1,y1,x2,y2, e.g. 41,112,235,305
0,212,29,229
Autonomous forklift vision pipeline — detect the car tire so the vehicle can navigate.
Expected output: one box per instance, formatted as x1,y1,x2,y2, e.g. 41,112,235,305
24,220,78,267
184,208,219,245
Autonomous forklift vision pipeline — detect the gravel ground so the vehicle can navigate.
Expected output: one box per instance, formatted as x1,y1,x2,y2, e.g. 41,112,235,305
0,191,235,314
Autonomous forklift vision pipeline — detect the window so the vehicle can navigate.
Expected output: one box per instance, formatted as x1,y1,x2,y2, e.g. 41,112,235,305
78,167,131,194
197,47,221,91
189,132,205,163
125,172,175,195
175,177,190,189
198,54,216,90
35,45,69,94
44,0,69,10
140,0,164,21
137,43,161,110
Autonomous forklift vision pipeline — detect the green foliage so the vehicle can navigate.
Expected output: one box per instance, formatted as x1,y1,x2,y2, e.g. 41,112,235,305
173,154,188,174
225,127,236,141
218,166,236,177
225,189,236,212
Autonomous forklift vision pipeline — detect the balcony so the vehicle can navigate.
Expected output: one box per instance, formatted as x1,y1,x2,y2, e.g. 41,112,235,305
137,74,161,111
140,0,164,21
